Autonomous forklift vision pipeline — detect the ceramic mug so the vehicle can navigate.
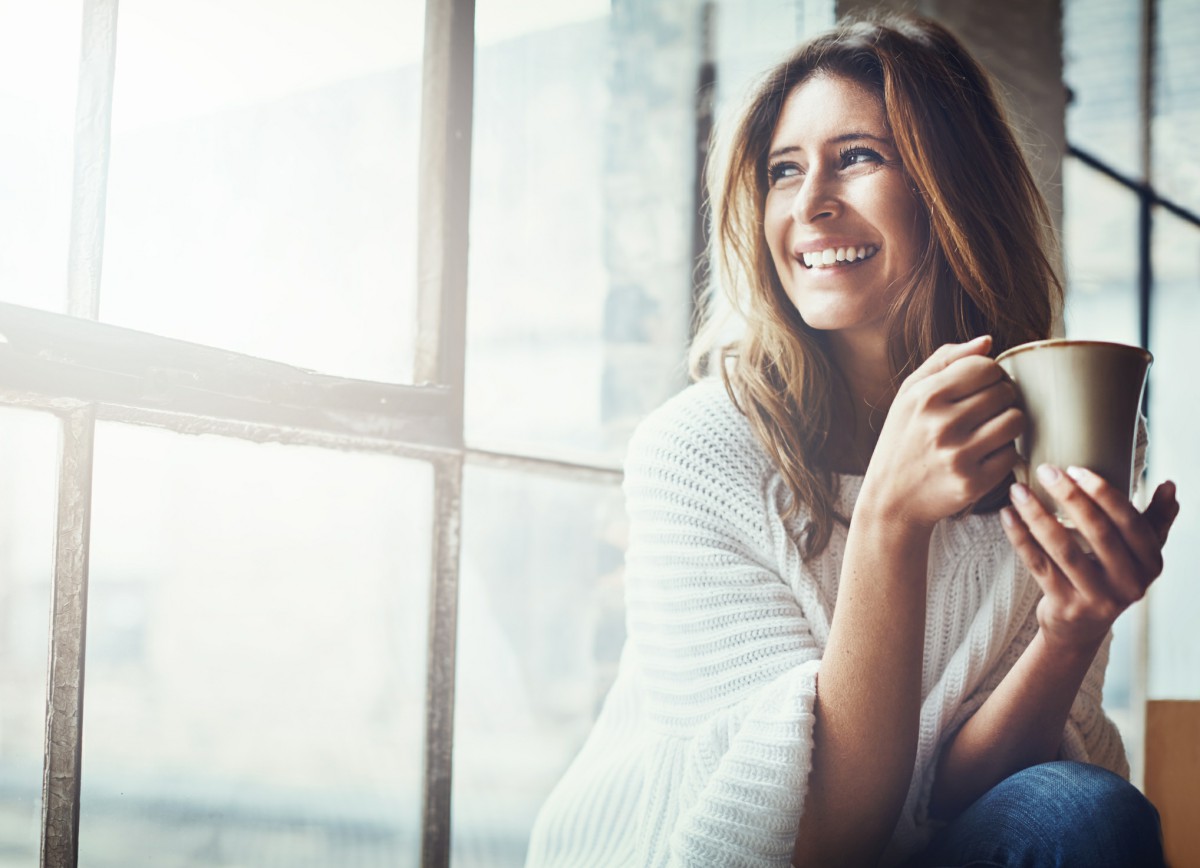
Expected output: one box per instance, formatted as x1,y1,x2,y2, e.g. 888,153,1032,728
996,338,1152,527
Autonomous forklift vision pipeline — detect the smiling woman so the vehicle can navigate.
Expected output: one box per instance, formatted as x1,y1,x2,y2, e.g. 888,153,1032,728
525,13,1176,868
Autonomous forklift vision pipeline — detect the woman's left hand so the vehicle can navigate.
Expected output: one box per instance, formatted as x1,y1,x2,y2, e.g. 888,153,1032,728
1001,465,1180,653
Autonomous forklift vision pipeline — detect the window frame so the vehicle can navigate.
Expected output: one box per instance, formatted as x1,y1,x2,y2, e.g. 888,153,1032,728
0,0,622,865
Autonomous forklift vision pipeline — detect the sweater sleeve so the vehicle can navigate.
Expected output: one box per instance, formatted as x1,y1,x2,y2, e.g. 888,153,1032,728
621,389,824,867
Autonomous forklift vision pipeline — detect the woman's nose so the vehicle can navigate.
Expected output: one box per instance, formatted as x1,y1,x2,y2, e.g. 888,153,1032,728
792,171,840,223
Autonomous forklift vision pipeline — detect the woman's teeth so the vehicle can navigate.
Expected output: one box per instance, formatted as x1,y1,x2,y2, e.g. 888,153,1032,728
802,245,879,269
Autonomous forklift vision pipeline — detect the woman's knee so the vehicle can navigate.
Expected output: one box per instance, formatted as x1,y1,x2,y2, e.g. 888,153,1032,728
913,761,1164,868
985,761,1163,865
1009,761,1155,822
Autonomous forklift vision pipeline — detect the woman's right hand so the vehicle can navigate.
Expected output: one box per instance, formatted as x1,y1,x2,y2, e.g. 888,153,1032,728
861,335,1023,530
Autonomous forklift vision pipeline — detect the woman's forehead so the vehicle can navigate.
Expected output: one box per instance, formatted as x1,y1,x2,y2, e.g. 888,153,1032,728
768,74,889,151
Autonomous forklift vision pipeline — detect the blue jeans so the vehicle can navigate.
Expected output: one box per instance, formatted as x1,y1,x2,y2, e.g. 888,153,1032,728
905,761,1164,868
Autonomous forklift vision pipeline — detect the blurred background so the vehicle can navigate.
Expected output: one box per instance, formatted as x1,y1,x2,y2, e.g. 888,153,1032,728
0,0,1196,865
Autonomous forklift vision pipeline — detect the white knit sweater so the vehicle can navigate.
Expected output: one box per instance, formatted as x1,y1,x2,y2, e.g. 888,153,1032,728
525,377,1131,868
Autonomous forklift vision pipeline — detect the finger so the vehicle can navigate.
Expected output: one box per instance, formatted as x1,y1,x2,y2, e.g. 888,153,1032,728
1064,466,1167,578
1000,505,1072,599
951,376,1018,431
908,335,992,384
1036,465,1146,602
977,441,1020,487
967,406,1024,460
1009,479,1116,604
1142,480,1180,547
930,354,1007,403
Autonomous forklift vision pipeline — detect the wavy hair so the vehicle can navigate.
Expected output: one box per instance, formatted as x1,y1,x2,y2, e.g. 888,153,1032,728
690,14,1061,560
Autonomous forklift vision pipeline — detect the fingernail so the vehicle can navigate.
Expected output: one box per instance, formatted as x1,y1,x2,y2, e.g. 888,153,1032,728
1000,506,1016,528
1066,466,1090,483
1036,464,1061,485
1010,483,1030,504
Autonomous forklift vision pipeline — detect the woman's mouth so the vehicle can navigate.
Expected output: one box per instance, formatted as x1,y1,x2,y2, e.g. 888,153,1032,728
801,245,880,269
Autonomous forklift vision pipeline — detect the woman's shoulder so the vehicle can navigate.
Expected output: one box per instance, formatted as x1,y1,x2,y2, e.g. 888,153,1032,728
625,377,774,493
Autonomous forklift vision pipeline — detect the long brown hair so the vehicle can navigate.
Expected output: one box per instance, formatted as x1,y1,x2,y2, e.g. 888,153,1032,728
690,15,1061,560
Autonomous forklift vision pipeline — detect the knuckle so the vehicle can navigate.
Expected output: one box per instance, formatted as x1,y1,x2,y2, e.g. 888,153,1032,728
1123,583,1147,605
915,386,940,413
1093,523,1121,551
1021,544,1049,575
1149,551,1164,576
1057,541,1089,572
1002,380,1020,405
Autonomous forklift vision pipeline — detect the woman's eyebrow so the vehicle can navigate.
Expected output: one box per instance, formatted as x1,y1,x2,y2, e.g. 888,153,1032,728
767,131,893,160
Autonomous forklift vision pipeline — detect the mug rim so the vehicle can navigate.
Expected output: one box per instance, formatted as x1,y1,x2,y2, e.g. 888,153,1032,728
995,338,1153,365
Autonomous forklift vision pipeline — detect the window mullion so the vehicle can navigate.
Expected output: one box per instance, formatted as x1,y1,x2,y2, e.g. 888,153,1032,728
414,0,474,422
415,0,474,863
421,453,464,868
67,0,119,321
40,407,96,868
40,0,118,862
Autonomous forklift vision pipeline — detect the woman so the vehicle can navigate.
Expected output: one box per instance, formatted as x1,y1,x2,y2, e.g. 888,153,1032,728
526,15,1180,868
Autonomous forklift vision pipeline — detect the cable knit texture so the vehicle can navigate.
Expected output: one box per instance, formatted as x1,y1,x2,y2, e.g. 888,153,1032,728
525,378,1133,868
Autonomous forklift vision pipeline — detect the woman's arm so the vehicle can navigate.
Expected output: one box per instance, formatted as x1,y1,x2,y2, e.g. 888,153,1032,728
930,466,1179,819
794,337,1025,866
793,498,932,867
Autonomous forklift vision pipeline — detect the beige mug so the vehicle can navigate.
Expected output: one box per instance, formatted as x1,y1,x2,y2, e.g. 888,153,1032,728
996,339,1152,527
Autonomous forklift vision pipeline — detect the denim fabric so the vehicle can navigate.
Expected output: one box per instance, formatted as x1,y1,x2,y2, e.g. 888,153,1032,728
906,761,1165,868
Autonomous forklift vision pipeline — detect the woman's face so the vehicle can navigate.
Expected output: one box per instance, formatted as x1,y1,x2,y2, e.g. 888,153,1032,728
763,73,926,348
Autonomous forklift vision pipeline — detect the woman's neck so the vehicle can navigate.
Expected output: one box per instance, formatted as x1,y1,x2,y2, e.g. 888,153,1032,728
826,332,896,475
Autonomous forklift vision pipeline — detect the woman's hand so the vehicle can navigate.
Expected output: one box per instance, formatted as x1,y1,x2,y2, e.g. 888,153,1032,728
1002,466,1180,652
862,335,1024,530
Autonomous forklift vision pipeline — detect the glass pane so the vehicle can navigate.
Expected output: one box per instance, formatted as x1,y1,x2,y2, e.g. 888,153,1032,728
80,425,432,865
465,0,807,464
99,1,423,383
0,409,58,866
452,465,626,867
1064,0,1142,179
1147,210,1200,700
1153,0,1200,214
0,1,82,313
1062,159,1141,345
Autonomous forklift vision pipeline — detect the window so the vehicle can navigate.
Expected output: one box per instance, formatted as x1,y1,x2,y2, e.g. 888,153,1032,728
0,0,821,864
10,1,1184,863
1064,0,1200,784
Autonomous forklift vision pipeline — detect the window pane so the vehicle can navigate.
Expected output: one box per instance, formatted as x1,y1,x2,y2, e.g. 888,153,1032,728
452,465,626,867
1063,159,1141,345
0,1,82,313
80,425,432,865
1064,0,1142,178
1147,210,1200,700
1153,0,1200,214
465,0,807,464
0,409,58,866
98,1,423,383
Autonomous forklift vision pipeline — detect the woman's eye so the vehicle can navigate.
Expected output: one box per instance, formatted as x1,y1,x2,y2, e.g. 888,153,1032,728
841,147,883,168
767,162,801,186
